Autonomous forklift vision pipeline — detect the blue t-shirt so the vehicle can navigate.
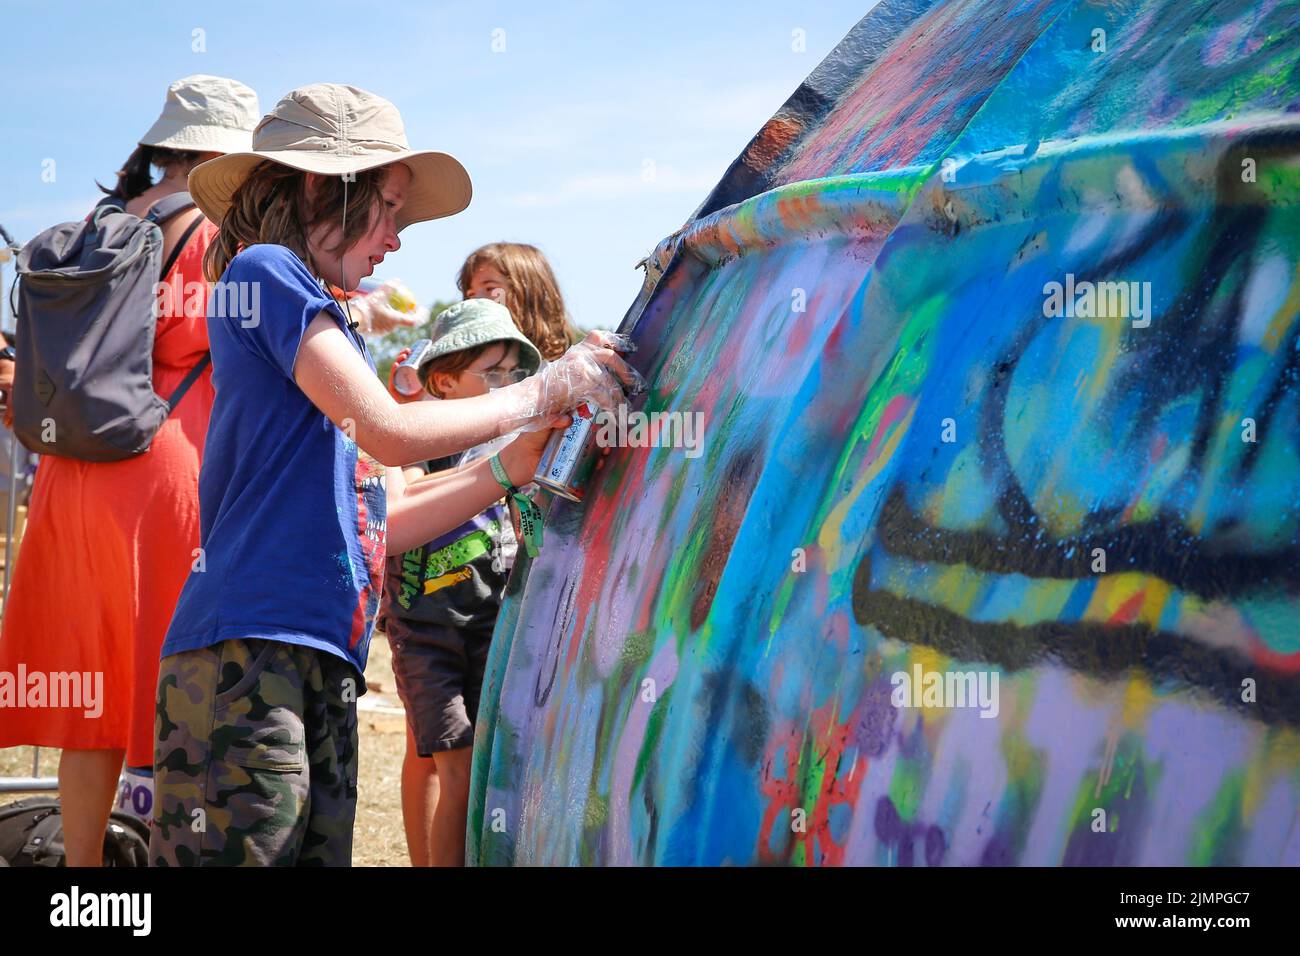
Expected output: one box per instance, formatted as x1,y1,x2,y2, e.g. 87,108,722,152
161,244,388,675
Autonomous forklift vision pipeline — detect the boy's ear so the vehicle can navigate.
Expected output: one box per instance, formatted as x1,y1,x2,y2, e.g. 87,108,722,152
304,172,324,201
431,370,454,397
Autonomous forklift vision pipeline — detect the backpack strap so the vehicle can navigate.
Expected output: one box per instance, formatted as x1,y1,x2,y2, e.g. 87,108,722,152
152,190,209,414
152,191,202,281
158,213,204,282
20,805,65,867
145,191,197,225
93,191,192,223
164,352,211,412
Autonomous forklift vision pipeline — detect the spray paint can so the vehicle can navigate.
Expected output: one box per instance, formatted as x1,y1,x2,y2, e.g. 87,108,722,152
393,338,433,397
532,401,603,502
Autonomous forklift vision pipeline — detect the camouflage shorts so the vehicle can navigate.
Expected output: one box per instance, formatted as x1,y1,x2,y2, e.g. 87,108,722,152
150,638,360,866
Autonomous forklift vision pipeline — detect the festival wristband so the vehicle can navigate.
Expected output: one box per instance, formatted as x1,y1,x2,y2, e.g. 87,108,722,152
490,453,543,558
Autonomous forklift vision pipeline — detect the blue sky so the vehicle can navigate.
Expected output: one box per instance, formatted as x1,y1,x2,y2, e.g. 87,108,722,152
1,1,871,331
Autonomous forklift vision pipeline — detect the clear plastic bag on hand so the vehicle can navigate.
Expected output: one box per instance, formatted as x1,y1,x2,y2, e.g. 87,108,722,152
455,432,517,470
352,279,421,335
498,331,646,431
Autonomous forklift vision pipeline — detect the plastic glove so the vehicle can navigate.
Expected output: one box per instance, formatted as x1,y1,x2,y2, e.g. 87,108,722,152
497,330,646,431
351,279,421,335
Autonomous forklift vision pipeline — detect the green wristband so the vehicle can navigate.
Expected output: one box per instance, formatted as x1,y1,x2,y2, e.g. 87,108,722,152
490,454,543,558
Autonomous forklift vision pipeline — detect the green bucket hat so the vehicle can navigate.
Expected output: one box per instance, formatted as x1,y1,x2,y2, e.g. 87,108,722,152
422,298,543,377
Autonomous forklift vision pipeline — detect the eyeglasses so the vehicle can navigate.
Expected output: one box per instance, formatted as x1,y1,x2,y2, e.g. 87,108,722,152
469,367,532,389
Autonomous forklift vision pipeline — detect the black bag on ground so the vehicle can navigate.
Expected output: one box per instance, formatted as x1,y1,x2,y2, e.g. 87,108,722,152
0,796,149,867
10,192,210,462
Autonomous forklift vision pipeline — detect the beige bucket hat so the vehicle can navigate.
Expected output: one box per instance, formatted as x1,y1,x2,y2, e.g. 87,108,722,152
187,83,472,231
139,74,260,154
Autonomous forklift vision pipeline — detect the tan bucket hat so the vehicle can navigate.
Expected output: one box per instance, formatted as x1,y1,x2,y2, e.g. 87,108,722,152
139,74,260,154
187,83,472,231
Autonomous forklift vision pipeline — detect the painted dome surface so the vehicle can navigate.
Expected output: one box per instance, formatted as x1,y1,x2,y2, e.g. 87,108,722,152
469,0,1300,866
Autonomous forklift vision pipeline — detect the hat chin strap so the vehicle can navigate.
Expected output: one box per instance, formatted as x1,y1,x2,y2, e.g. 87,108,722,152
340,175,359,331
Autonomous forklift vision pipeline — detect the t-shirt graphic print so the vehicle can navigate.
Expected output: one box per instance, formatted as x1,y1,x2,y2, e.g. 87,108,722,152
349,447,388,651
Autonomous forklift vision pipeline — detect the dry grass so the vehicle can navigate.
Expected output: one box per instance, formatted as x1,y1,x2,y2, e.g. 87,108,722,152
0,742,55,780
354,631,411,866
0,633,412,866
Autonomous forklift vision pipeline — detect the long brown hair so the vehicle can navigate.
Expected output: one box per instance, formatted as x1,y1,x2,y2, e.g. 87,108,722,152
204,161,389,282
98,144,203,201
456,242,581,361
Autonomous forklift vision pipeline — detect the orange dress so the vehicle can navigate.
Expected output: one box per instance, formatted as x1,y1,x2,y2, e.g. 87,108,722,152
0,218,219,767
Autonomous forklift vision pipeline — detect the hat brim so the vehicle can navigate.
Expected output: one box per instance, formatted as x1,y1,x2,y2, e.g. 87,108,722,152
423,330,543,375
187,148,472,231
140,123,253,156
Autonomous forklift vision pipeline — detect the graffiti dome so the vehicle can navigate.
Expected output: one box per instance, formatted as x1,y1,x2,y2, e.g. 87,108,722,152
469,0,1300,865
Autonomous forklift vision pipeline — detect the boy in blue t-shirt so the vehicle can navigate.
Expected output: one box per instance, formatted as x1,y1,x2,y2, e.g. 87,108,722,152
149,84,638,867
380,298,542,867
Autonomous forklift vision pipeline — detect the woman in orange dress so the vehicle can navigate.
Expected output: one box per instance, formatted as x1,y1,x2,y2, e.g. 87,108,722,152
0,75,259,865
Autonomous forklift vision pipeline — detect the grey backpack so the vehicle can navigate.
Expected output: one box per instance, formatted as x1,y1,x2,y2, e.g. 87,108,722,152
11,192,210,461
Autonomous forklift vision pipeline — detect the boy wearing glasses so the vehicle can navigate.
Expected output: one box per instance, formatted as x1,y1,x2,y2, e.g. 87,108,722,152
379,298,542,866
